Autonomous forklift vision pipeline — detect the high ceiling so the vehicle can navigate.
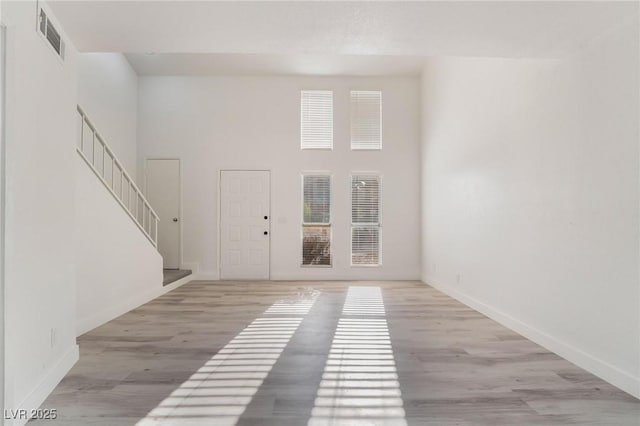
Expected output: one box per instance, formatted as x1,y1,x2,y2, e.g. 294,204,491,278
49,1,636,76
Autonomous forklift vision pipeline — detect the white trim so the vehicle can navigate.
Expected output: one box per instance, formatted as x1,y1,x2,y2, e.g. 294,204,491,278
195,273,220,281
271,273,420,281
217,171,221,280
424,277,640,399
9,344,78,426
162,274,192,291
0,23,6,426
77,107,159,247
301,170,334,175
77,109,159,220
77,273,191,337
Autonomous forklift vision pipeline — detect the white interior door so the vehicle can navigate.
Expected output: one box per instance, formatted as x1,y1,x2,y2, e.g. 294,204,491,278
146,159,181,269
220,170,270,280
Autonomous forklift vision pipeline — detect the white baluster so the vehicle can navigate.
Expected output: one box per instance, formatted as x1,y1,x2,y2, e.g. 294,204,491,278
120,166,124,201
76,106,159,249
79,112,84,152
101,142,105,179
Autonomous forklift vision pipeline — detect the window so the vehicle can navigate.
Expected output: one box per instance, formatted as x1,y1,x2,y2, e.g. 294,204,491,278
351,174,381,265
301,90,333,150
302,174,332,266
351,91,382,150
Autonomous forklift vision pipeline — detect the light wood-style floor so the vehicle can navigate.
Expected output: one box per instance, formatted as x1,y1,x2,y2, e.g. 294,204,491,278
32,281,639,425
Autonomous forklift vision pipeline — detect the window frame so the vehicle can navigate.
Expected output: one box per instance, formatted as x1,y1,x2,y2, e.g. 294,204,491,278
300,90,334,151
350,173,383,267
301,172,333,268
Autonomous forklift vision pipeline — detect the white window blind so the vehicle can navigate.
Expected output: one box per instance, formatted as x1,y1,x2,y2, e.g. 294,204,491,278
302,175,332,266
351,90,382,150
301,90,333,150
351,175,381,265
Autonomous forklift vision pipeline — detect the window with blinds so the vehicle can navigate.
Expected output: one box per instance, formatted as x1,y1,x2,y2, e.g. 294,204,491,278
351,90,382,150
351,174,381,265
302,174,332,266
301,90,333,150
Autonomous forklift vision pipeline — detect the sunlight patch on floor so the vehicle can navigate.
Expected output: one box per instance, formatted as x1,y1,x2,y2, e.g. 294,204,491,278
136,290,318,426
309,286,408,426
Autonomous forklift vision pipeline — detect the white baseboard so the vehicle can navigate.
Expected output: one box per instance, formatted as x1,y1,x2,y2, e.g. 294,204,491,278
77,287,160,336
193,275,420,281
424,278,640,400
269,273,421,281
163,273,193,290
13,277,194,425
194,272,219,281
77,277,191,336
187,265,419,282
9,344,79,426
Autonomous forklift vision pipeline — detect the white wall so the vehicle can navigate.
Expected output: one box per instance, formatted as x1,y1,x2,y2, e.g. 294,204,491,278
0,8,6,425
75,52,163,336
78,52,138,179
2,1,78,422
421,18,639,398
138,76,421,280
75,155,163,336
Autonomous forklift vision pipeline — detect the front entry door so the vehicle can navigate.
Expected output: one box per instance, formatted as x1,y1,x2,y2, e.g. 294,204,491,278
220,170,270,280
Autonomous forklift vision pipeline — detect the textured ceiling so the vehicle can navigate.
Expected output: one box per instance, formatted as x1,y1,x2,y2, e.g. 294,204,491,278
48,1,637,76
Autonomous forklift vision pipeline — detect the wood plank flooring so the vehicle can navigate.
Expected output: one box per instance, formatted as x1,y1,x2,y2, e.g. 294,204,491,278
31,281,640,425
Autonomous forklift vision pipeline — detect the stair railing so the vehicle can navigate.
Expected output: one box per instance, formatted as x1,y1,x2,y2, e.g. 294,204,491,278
76,105,159,247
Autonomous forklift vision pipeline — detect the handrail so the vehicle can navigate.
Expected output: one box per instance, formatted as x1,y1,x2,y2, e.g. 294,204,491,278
76,105,159,248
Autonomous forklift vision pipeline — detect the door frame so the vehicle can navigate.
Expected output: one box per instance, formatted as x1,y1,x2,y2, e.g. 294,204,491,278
145,157,182,270
218,169,271,280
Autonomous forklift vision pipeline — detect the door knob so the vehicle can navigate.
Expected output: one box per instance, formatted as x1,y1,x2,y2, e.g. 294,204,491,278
264,231,268,235
264,216,268,220
173,218,178,222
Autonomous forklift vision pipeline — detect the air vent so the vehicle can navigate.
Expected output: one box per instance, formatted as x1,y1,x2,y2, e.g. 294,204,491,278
38,9,65,60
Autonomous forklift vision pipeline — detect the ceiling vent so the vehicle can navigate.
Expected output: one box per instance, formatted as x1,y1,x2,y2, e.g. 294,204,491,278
38,8,65,60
